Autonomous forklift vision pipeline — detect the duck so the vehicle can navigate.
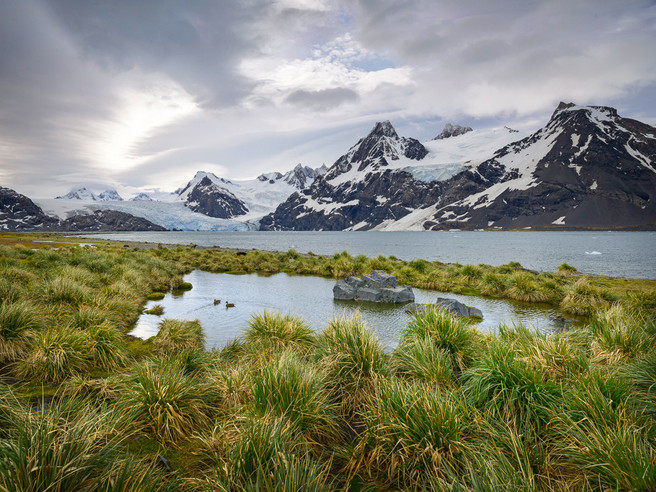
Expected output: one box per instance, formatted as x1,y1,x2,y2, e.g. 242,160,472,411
213,299,221,305
225,302,235,308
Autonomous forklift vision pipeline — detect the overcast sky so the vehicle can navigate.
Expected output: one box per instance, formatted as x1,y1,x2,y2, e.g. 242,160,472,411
2,0,656,198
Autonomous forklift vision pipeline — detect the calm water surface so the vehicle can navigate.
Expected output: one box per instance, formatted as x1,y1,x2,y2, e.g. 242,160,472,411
90,231,656,279
132,271,575,350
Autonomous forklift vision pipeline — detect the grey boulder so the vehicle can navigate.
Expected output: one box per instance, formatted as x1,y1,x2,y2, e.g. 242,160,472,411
405,297,483,318
333,271,414,303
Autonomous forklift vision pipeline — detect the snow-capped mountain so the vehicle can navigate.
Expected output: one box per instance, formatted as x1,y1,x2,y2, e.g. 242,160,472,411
260,120,527,230
175,164,327,222
97,190,123,201
0,186,59,230
131,193,153,201
420,102,656,230
433,123,472,140
56,187,98,201
261,103,656,231
184,176,249,219
55,187,124,202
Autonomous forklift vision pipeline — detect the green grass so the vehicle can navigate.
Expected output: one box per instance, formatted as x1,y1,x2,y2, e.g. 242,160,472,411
120,358,214,445
400,306,480,372
244,311,315,353
0,236,655,490
152,319,205,354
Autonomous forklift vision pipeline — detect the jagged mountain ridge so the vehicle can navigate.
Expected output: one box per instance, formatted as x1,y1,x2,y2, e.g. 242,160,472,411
56,187,124,201
260,120,527,230
261,103,656,231
424,102,656,229
176,164,327,220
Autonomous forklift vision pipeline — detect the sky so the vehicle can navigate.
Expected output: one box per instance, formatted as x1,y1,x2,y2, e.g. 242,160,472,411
2,0,656,199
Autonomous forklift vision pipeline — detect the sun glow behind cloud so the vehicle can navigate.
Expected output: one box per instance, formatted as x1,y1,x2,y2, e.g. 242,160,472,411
87,76,199,173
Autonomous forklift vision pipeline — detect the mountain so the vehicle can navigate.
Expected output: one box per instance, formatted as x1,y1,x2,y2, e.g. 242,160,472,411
0,186,165,232
56,187,97,200
0,186,59,230
55,187,124,201
259,120,525,230
184,176,249,219
175,165,327,223
130,193,153,201
261,103,656,231
434,123,472,140
423,102,656,230
97,190,123,201
59,209,166,232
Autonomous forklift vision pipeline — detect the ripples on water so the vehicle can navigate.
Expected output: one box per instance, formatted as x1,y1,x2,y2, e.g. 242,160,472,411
132,271,576,350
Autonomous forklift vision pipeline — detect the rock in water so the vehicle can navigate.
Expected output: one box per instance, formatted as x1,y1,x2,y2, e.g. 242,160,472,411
405,298,483,318
333,270,414,303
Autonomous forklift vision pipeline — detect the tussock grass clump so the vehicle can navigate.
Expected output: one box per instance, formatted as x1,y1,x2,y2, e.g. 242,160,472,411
120,358,213,444
86,322,127,369
315,314,389,418
506,271,551,303
498,324,589,380
245,311,315,353
69,305,107,330
588,303,655,359
401,306,479,372
250,351,337,441
39,276,92,306
462,343,560,429
558,262,578,273
0,394,167,492
17,327,89,382
625,352,656,416
153,318,205,354
198,417,334,491
0,301,41,363
561,278,613,315
357,379,470,485
144,304,164,315
553,374,656,491
392,336,454,386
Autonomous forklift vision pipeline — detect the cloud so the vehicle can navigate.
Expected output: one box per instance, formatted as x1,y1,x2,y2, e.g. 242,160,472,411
285,87,359,110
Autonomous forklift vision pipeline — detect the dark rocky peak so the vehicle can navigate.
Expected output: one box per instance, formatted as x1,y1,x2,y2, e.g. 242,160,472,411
257,172,284,183
185,176,248,219
369,120,399,139
283,164,319,188
1,186,59,230
433,123,473,140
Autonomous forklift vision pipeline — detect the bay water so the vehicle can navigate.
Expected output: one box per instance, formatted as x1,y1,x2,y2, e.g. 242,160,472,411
90,230,656,279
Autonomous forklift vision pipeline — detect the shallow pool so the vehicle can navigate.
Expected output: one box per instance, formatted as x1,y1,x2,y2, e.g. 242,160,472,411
131,271,575,349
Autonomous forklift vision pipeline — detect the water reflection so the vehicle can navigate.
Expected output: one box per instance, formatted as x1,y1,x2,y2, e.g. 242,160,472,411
131,271,575,349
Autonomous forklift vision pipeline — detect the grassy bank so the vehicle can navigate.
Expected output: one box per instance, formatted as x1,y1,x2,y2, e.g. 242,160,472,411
0,234,655,490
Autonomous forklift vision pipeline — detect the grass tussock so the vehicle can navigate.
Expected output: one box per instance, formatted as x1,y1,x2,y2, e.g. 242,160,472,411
245,311,315,353
400,306,480,372
153,319,205,354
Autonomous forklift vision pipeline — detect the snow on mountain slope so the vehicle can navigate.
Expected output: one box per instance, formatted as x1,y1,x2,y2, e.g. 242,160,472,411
405,126,529,182
56,187,98,201
36,199,253,231
176,164,325,220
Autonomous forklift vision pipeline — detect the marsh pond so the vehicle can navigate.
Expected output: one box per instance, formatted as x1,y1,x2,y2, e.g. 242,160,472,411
132,270,576,349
